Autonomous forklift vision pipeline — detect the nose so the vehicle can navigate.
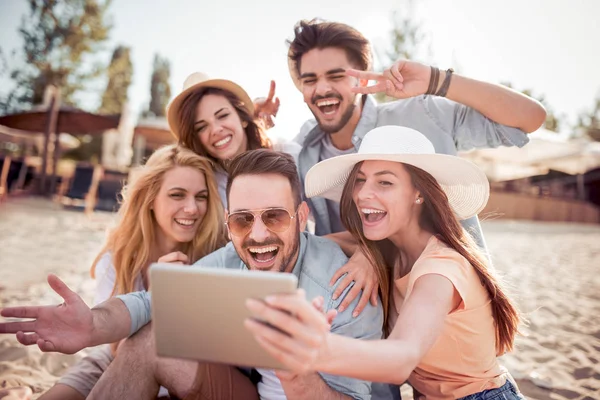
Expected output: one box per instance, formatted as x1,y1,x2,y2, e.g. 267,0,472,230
356,181,375,201
209,122,224,137
248,214,270,242
182,196,199,215
315,78,332,95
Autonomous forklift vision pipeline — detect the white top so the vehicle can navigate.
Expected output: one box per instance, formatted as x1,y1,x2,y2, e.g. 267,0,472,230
94,253,144,305
256,369,287,400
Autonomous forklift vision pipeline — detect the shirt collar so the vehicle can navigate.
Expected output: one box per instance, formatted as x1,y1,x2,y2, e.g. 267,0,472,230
289,232,308,279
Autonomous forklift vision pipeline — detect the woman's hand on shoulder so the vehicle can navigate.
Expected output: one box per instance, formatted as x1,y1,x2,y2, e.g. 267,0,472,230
330,249,379,318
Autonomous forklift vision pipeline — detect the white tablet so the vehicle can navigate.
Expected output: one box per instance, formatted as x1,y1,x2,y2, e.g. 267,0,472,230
149,264,298,370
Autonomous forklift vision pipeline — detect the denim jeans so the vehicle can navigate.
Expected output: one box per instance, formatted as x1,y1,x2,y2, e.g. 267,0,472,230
458,380,525,400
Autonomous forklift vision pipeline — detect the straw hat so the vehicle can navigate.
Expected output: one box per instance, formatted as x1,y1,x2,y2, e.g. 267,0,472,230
166,72,254,138
304,126,490,220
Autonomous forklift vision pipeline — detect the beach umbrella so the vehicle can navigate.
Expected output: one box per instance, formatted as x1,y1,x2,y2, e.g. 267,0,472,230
0,87,120,195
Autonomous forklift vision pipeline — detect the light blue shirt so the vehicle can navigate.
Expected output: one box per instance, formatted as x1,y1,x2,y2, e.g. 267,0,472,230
295,95,530,252
118,232,384,399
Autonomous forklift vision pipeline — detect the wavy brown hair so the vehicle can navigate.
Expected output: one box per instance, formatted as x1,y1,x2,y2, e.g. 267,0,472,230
340,162,520,355
90,145,227,296
287,18,372,76
175,87,271,167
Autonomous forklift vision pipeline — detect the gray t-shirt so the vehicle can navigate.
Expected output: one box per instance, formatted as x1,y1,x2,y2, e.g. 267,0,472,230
320,134,356,234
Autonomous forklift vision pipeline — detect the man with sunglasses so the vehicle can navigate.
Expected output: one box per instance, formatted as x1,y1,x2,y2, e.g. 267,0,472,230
0,150,384,400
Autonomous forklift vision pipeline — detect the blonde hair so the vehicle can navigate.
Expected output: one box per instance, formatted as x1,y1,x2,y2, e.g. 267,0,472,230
91,145,227,296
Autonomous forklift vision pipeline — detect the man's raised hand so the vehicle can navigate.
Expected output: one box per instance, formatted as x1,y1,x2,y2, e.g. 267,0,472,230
0,274,94,354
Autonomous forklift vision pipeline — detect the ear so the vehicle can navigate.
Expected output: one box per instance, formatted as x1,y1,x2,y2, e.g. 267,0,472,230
414,190,424,204
296,201,310,232
242,121,248,128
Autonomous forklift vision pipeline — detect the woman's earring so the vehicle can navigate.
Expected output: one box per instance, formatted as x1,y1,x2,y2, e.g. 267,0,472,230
416,198,422,204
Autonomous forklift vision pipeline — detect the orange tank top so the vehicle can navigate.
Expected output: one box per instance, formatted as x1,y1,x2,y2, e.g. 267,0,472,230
387,236,507,399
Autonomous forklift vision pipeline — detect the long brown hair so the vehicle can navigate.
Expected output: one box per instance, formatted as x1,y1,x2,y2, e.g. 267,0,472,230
340,162,520,355
176,87,271,166
90,145,228,296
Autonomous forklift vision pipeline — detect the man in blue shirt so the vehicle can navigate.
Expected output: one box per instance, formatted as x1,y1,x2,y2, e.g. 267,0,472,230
0,150,383,400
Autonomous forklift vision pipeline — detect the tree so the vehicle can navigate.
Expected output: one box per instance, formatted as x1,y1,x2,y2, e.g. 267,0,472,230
63,45,132,163
99,45,133,114
373,1,430,103
145,54,171,117
577,95,600,141
500,82,562,132
0,0,113,114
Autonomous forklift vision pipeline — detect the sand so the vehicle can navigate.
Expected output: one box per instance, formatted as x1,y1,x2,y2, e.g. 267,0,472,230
1,198,599,399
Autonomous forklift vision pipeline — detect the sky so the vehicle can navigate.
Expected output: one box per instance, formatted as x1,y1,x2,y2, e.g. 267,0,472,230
0,0,599,139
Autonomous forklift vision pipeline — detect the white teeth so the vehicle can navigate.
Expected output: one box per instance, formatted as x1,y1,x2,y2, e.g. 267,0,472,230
316,99,340,107
361,208,386,214
175,219,195,226
214,136,232,148
248,246,278,254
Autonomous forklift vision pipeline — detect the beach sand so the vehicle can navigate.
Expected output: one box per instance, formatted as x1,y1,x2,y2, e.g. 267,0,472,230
1,198,599,399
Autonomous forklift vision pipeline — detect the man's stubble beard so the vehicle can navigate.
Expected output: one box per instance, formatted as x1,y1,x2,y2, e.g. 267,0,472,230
314,101,357,134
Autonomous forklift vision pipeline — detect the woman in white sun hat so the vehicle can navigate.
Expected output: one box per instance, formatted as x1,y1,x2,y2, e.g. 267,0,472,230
245,125,525,400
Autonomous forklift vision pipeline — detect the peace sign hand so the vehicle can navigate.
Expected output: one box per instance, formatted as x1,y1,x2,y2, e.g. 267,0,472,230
347,60,432,99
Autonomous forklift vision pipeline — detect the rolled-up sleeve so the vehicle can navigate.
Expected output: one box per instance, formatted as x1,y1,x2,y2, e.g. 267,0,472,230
423,96,530,152
116,291,152,336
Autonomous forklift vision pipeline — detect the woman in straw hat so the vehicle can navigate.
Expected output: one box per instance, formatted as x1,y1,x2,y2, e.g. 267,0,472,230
245,126,525,399
166,72,300,207
39,145,227,400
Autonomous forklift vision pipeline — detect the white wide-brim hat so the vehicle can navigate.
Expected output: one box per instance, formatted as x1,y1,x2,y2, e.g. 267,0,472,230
166,72,254,139
304,126,490,220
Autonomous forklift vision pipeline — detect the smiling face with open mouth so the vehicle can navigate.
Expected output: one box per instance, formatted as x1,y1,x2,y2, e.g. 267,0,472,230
152,166,209,250
299,47,361,134
195,93,249,161
352,160,422,242
227,173,309,273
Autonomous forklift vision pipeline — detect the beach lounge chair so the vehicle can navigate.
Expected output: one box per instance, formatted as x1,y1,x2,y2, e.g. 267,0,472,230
95,178,125,212
61,164,102,213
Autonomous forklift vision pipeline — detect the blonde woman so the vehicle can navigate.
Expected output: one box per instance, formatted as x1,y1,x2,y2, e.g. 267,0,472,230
246,126,525,400
40,145,227,400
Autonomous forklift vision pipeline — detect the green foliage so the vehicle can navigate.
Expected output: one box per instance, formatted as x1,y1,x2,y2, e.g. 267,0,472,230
577,95,600,141
145,54,171,117
0,0,113,113
99,45,133,114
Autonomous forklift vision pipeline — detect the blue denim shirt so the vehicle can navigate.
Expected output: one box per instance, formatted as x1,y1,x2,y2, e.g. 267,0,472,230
118,232,384,399
295,95,530,251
